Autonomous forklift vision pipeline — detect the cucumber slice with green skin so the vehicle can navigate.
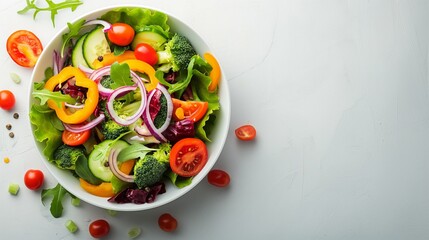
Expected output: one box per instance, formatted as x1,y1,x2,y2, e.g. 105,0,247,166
83,27,111,69
71,33,89,68
131,30,167,50
88,140,129,182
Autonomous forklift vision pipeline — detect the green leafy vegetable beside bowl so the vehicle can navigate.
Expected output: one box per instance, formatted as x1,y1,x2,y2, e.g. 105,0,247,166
28,5,230,211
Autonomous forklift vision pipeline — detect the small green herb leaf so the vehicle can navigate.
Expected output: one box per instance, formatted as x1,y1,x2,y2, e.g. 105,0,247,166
17,0,83,28
32,89,77,108
41,183,69,218
61,19,85,57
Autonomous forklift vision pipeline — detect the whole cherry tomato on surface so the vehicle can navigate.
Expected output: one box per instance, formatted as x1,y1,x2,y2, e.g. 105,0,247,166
89,219,110,238
0,90,16,110
134,43,158,66
158,213,178,232
235,124,256,141
107,23,135,46
208,169,230,187
7,30,43,67
24,169,44,190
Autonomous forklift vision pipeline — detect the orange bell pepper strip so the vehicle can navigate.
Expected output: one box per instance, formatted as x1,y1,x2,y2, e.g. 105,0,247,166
92,50,136,69
203,52,221,92
44,66,99,124
122,59,159,92
79,159,136,198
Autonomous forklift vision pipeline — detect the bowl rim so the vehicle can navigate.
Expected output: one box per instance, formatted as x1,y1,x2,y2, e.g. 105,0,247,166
27,4,231,211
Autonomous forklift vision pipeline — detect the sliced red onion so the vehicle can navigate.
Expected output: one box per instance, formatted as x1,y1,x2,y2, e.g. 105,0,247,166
108,149,134,183
63,113,105,133
65,103,85,109
128,135,161,144
142,84,173,142
83,19,112,32
90,65,111,81
134,122,152,137
107,85,146,126
53,50,60,75
78,64,94,76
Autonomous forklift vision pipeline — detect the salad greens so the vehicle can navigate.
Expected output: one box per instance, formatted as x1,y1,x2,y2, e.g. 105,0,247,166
30,7,221,205
18,0,83,27
41,183,76,218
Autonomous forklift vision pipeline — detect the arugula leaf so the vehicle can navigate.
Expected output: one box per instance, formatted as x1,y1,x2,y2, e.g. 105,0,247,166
17,0,83,28
75,154,102,185
110,62,134,103
41,183,69,218
113,45,129,56
32,89,77,108
117,143,156,162
61,19,85,57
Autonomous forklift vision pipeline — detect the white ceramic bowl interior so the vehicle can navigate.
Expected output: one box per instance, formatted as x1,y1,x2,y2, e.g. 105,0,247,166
28,5,230,211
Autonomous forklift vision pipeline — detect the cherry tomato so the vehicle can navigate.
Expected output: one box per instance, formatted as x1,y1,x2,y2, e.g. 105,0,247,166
172,98,208,122
170,138,208,177
0,90,16,110
89,219,110,238
158,213,178,232
208,169,230,187
107,23,135,46
134,43,158,66
62,129,91,146
24,169,44,190
235,124,256,141
7,30,43,67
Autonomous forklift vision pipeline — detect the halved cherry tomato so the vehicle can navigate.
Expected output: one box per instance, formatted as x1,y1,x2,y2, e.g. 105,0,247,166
170,138,208,177
134,43,158,66
107,23,135,46
208,169,230,187
89,219,110,238
172,98,208,122
7,30,43,67
62,129,91,146
158,213,178,232
235,124,256,141
0,90,16,110
24,169,44,190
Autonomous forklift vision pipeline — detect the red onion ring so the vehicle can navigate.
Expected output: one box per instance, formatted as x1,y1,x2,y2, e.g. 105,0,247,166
108,149,134,183
83,19,112,32
63,114,105,133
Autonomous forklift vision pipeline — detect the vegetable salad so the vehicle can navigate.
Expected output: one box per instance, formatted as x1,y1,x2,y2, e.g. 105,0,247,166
30,7,221,204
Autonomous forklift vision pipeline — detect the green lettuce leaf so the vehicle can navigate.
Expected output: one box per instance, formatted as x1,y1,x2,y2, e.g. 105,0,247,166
100,7,170,33
32,89,77,108
29,104,62,161
165,170,193,188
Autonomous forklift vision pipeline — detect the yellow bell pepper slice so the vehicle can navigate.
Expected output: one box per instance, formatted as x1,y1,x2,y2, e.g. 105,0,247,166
203,52,221,92
92,50,136,69
44,66,99,124
122,59,159,92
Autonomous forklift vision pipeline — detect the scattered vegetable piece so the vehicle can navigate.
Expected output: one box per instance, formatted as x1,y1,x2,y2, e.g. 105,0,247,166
128,227,141,239
41,183,70,218
0,90,16,110
203,52,221,92
6,30,42,67
10,73,21,84
208,169,230,187
106,209,117,217
235,124,257,141
8,183,20,195
71,196,81,206
65,220,78,233
17,0,84,27
89,219,110,238
158,213,178,232
24,169,44,190
4,157,10,164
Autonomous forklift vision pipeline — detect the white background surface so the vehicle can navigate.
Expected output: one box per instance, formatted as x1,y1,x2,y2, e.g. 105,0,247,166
0,0,428,239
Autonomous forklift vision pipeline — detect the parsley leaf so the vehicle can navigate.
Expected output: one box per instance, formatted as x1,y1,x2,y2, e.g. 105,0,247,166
17,0,83,27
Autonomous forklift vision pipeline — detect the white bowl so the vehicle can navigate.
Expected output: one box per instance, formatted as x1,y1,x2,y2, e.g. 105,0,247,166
28,5,230,211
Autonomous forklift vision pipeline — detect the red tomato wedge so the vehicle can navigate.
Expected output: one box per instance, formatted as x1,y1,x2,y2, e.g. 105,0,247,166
7,30,43,67
235,124,256,141
62,129,91,146
172,98,208,122
170,138,208,177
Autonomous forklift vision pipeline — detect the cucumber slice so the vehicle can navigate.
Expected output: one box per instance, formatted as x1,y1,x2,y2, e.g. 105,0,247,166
71,33,89,68
88,140,129,182
83,27,111,69
131,27,167,50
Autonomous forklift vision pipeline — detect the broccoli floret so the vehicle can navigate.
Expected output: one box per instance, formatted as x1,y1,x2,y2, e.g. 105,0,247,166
133,143,171,189
157,33,197,72
153,94,167,128
53,144,86,170
100,75,114,88
101,120,130,140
